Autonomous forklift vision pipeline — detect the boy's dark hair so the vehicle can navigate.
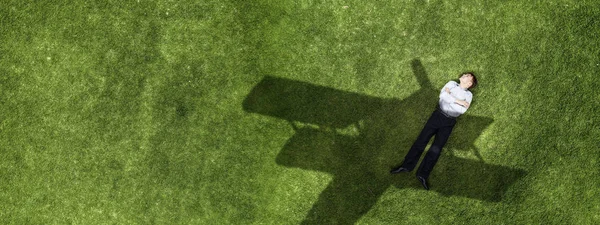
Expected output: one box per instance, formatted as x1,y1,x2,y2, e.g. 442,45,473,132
462,72,477,89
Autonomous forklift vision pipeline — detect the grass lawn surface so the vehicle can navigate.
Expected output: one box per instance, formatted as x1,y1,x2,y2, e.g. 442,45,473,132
1,0,599,224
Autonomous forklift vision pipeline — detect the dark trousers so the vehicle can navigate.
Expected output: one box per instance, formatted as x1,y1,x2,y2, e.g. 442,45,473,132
401,109,456,179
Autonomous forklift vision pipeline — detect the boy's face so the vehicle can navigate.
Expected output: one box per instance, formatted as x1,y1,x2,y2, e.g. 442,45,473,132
459,74,473,88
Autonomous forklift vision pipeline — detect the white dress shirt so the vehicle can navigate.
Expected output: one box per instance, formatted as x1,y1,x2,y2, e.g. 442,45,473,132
438,81,472,118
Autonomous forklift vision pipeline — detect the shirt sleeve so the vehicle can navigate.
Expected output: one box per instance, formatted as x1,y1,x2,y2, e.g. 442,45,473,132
439,81,458,103
449,91,473,115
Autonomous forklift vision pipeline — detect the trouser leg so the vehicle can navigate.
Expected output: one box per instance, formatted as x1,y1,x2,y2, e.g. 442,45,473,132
401,116,437,170
417,124,454,179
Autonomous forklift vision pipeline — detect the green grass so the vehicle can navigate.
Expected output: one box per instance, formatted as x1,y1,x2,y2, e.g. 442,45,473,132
1,0,599,224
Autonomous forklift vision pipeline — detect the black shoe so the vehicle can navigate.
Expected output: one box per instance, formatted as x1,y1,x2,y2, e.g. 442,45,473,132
390,167,410,174
416,176,429,190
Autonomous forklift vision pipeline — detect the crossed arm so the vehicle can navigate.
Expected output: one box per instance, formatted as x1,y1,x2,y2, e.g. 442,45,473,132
439,82,472,113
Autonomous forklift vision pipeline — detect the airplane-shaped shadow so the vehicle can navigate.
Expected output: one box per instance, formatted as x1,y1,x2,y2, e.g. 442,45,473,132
243,59,526,224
